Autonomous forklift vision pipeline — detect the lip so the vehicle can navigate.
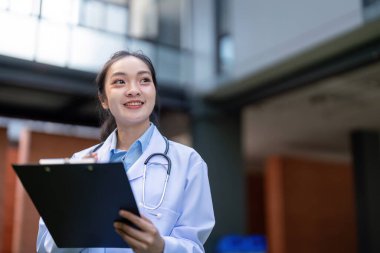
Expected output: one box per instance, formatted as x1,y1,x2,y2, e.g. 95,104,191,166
123,100,145,109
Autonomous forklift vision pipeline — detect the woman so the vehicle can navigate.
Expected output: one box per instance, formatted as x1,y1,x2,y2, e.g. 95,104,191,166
36,51,215,253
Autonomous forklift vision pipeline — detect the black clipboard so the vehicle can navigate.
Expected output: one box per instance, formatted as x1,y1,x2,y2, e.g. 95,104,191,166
12,162,140,248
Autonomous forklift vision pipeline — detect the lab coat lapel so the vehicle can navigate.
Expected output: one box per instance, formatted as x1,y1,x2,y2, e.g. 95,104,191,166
94,129,117,163
127,127,166,181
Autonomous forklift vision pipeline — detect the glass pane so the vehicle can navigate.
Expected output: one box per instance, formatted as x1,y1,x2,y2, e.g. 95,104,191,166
71,0,80,25
9,0,34,15
0,0,10,10
42,0,74,24
0,12,37,59
105,4,128,34
126,38,156,64
31,0,41,16
218,0,231,34
129,0,158,39
156,46,181,85
104,0,128,6
82,0,105,29
69,26,127,71
179,50,192,85
35,20,70,66
363,0,380,7
219,35,234,73
157,0,180,46
363,0,380,21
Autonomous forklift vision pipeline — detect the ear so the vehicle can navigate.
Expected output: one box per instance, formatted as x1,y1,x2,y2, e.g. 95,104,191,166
98,93,109,110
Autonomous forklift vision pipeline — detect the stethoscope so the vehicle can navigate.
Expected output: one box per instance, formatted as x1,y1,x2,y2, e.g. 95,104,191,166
142,136,171,210
92,135,171,210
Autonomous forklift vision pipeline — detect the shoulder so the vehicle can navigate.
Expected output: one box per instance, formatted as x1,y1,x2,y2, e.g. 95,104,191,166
168,140,194,153
71,143,102,160
168,140,206,166
71,129,116,161
167,140,210,185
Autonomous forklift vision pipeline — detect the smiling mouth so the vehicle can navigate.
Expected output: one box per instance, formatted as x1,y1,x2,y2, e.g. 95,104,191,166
124,101,144,106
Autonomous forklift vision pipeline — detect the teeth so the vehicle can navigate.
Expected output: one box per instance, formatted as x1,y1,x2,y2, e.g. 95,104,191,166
126,101,143,106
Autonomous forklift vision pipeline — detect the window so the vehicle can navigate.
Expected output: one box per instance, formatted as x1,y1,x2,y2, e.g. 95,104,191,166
216,0,234,74
129,0,158,40
42,0,76,24
363,0,380,7
8,0,39,15
0,0,187,87
363,0,380,21
80,0,129,35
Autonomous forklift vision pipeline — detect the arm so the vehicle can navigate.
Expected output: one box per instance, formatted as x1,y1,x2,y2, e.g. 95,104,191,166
162,161,215,253
36,218,84,253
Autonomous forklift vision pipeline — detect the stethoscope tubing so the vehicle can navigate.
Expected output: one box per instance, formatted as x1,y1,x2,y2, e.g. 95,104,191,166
91,135,172,211
142,137,171,210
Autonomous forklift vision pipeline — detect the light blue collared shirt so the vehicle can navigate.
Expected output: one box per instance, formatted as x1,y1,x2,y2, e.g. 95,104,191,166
108,124,154,171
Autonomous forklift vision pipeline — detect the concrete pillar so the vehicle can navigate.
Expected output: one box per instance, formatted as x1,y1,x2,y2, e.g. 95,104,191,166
191,99,246,252
351,130,380,253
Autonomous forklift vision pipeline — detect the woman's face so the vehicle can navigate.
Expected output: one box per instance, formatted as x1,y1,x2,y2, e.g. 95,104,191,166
101,56,156,129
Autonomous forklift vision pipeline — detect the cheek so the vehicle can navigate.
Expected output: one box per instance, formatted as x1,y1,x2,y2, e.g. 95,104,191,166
151,93,157,104
148,87,157,103
104,91,121,110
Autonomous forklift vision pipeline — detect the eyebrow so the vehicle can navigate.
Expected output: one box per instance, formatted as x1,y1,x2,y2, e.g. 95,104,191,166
110,71,151,78
136,71,152,76
110,72,127,78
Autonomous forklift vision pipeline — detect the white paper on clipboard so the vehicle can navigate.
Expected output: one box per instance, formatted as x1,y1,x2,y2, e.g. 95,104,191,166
39,158,96,165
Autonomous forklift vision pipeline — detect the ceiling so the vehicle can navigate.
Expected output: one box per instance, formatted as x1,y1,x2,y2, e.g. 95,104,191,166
0,55,189,127
243,59,380,168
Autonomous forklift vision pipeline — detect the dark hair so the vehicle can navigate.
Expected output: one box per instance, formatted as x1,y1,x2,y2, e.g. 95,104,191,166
96,50,160,141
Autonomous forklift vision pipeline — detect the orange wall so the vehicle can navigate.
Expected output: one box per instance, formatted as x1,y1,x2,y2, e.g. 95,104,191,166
1,145,18,253
265,156,357,253
12,129,98,253
0,128,7,252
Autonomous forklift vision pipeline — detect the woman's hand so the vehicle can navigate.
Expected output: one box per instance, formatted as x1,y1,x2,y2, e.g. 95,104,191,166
114,210,164,253
82,152,98,161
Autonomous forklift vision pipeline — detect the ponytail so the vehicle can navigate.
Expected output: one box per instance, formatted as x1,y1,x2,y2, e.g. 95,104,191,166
99,108,117,142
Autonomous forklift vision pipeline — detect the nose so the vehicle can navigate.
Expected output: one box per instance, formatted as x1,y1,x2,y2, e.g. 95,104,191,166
125,82,140,97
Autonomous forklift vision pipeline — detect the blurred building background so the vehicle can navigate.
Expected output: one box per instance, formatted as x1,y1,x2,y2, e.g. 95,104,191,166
1,0,380,252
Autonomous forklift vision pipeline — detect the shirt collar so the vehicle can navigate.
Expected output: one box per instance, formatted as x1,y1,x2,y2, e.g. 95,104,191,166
110,123,155,153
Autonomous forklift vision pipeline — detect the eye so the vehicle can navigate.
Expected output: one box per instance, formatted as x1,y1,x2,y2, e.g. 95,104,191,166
141,77,152,84
112,79,125,85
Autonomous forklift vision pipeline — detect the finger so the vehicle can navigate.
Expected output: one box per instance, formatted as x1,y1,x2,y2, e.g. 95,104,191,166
82,153,98,160
113,222,147,242
89,153,98,160
119,210,153,230
115,228,147,251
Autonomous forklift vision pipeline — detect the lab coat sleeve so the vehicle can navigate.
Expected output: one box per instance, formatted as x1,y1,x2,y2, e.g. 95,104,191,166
36,218,84,253
162,160,215,253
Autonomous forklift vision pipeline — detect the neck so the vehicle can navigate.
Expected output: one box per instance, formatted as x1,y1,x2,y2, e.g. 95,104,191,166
116,121,151,150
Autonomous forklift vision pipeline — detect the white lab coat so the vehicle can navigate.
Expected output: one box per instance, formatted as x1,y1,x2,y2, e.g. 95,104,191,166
37,126,215,253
